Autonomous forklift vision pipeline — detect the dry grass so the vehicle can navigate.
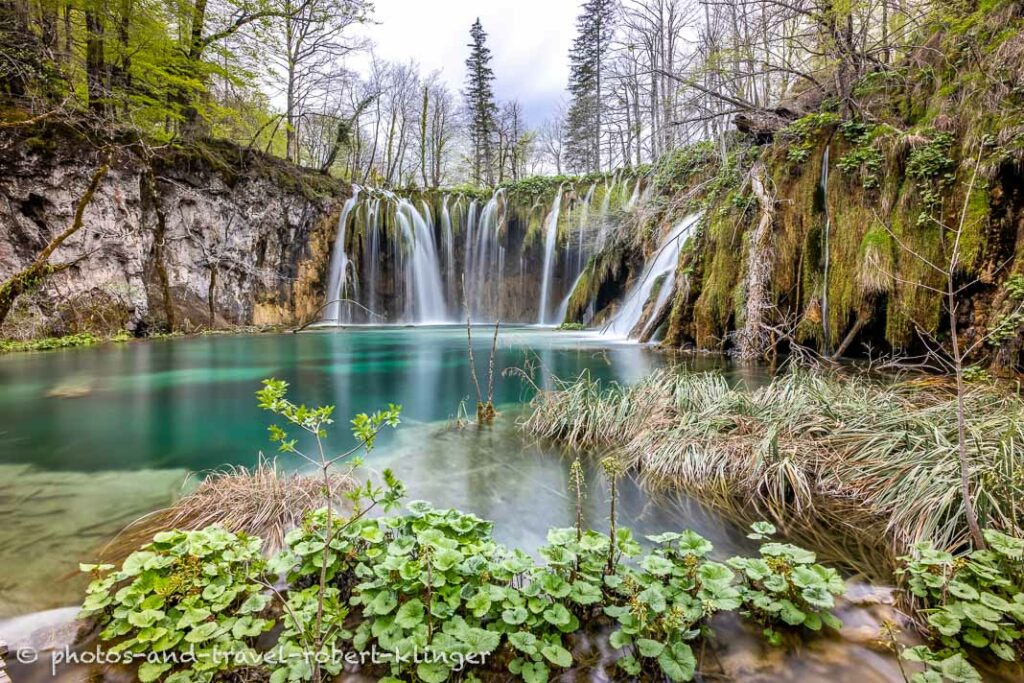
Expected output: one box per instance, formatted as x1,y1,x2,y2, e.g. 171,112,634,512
523,370,1024,559
96,458,354,564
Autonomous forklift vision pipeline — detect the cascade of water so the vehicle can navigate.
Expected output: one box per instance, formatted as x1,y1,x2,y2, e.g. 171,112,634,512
603,213,701,339
625,177,641,209
395,199,447,323
554,269,586,326
365,198,382,320
323,186,361,322
464,189,503,320
440,196,456,307
537,185,564,325
820,144,831,352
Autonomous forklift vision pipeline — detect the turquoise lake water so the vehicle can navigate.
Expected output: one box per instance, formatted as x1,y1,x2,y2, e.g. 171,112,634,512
0,327,757,617
0,328,930,682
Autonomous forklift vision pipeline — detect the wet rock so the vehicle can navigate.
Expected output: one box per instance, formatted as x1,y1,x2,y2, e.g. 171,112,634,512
45,382,92,398
0,607,84,652
0,128,342,336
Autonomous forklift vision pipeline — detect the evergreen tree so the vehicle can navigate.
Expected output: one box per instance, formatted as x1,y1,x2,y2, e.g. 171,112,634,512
463,18,498,186
564,0,614,173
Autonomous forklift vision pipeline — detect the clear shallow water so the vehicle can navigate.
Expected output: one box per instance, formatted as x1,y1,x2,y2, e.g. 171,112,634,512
0,328,921,681
0,327,748,617
0,327,678,472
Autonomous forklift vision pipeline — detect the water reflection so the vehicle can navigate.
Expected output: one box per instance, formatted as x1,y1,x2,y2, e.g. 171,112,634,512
368,412,756,558
0,328,675,472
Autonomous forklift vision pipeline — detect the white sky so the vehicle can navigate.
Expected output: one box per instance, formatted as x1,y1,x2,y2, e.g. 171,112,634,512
352,0,581,125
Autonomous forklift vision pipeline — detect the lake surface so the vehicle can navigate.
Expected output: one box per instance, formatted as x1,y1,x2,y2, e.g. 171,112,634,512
0,328,915,682
0,327,754,616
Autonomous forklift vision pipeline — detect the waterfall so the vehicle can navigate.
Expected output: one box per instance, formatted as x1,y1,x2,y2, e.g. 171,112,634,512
323,187,361,323
537,186,564,325
820,144,832,352
440,196,456,306
603,213,700,339
466,189,503,319
625,177,641,209
554,270,586,326
319,175,647,326
366,198,382,319
395,199,447,323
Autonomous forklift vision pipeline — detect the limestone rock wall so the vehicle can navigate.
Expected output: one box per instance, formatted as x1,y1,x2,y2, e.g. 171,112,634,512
0,128,344,337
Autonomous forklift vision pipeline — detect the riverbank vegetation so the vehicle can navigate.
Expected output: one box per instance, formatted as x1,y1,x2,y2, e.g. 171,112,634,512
61,379,1022,683
523,371,1024,558
70,381,858,683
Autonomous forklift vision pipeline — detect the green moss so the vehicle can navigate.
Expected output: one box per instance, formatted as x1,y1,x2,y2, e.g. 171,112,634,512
650,141,716,195
0,333,100,353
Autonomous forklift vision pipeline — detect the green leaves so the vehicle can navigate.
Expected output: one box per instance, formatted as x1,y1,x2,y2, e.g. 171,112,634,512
81,527,271,682
540,643,572,668
367,590,398,616
637,638,665,657
415,662,450,683
502,606,529,625
80,455,858,683
657,642,697,682
541,603,572,627
431,547,464,572
729,538,845,643
138,661,173,683
898,532,1024,662
509,631,539,655
747,521,777,541
127,609,165,628
928,611,962,637
394,598,425,628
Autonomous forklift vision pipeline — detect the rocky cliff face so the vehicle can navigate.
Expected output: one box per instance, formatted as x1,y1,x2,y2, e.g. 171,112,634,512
0,126,345,337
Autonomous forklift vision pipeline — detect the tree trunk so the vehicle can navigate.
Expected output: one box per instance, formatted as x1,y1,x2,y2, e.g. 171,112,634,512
208,264,217,328
143,168,176,331
180,0,209,138
735,161,776,359
85,9,106,113
949,281,986,549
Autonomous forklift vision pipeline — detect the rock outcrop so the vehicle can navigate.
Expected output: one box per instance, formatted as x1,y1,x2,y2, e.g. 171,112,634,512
0,125,346,337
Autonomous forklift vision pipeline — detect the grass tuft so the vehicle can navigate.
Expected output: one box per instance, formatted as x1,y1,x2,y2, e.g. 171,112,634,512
523,371,1024,557
96,458,354,565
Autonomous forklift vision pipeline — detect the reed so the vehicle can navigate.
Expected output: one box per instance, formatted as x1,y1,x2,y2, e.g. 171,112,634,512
523,370,1024,557
96,458,354,565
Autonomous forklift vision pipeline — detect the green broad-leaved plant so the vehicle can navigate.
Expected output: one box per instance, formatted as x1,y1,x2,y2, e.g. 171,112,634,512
898,529,1024,663
727,523,845,646
605,529,738,681
79,527,274,683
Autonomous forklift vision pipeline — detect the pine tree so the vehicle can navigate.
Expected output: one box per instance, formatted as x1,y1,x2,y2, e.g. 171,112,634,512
463,18,498,186
564,0,615,173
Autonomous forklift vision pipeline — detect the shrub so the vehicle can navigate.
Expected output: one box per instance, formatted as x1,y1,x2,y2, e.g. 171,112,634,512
728,523,845,646
0,332,98,353
606,530,740,680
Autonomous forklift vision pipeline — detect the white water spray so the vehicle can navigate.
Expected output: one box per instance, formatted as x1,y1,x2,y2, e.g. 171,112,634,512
323,186,361,322
603,213,701,339
537,186,564,325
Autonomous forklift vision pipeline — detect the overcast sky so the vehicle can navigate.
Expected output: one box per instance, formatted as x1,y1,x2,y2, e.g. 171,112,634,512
352,0,581,125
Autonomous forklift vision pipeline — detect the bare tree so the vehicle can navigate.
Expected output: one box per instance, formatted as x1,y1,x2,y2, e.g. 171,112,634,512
539,103,568,175
876,148,1015,549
